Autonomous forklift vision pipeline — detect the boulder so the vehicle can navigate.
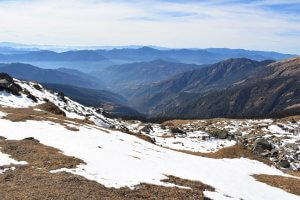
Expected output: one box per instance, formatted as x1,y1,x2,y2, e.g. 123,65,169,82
254,138,273,150
253,138,273,155
32,84,42,91
278,159,290,168
0,73,22,95
119,125,130,134
23,137,40,143
170,127,186,135
26,92,38,103
211,129,228,139
270,148,279,157
140,125,153,134
58,92,67,103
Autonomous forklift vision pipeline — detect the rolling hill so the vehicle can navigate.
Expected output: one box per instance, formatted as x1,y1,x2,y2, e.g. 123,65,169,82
0,63,106,89
127,57,300,118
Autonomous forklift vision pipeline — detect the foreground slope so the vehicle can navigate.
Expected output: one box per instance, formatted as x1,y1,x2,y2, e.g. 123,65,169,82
0,74,299,199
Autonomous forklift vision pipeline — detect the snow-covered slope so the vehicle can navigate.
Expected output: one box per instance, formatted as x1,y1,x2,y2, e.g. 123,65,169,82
0,115,299,200
0,78,114,126
0,74,299,200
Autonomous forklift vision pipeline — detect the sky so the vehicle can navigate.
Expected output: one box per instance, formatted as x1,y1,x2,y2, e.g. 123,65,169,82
0,0,300,54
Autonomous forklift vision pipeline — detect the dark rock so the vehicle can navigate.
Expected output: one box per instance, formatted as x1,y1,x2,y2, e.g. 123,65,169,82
291,118,297,124
0,73,13,83
253,145,267,155
253,138,273,151
23,137,40,143
109,125,116,129
278,160,290,168
43,98,49,102
228,134,235,140
270,148,279,157
261,151,271,157
160,124,167,130
58,92,67,103
119,125,130,133
33,84,42,91
140,125,153,134
27,93,38,103
0,73,22,95
170,127,186,135
0,136,6,140
211,129,228,139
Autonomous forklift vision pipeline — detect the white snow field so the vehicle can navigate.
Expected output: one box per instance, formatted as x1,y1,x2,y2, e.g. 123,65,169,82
0,118,299,200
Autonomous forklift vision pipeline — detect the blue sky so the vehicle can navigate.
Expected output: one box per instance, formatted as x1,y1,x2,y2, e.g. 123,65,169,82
0,0,299,54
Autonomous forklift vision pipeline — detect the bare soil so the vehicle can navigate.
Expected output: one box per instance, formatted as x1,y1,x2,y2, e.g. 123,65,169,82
253,174,300,196
173,145,273,166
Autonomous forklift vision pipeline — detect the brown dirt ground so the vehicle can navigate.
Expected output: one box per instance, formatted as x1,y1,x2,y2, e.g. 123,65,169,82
172,145,273,166
253,174,300,196
36,102,66,116
0,139,84,171
287,171,300,178
0,139,214,200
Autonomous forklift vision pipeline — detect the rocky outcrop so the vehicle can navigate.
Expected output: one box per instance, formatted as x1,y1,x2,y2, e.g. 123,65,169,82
0,73,22,95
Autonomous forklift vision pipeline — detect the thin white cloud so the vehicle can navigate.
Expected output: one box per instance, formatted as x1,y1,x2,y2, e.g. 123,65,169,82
0,0,299,54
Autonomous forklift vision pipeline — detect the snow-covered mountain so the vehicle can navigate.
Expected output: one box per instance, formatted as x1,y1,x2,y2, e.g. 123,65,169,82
0,73,299,200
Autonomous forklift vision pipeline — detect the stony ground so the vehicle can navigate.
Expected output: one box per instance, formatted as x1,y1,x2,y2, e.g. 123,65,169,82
116,116,300,171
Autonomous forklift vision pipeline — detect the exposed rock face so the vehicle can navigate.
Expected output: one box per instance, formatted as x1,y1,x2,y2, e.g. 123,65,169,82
139,125,153,134
170,127,186,135
253,138,273,155
0,73,22,95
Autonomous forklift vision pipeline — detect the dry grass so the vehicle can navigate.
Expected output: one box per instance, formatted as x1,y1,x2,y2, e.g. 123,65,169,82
162,120,197,127
159,134,176,139
253,174,300,196
173,145,273,166
36,102,66,116
129,132,156,144
0,139,84,170
0,167,214,200
0,139,214,200
287,171,300,178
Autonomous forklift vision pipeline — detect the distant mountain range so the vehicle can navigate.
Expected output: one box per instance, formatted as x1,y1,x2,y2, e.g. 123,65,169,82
0,63,106,89
92,60,208,94
0,44,296,72
127,57,300,119
0,43,299,120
